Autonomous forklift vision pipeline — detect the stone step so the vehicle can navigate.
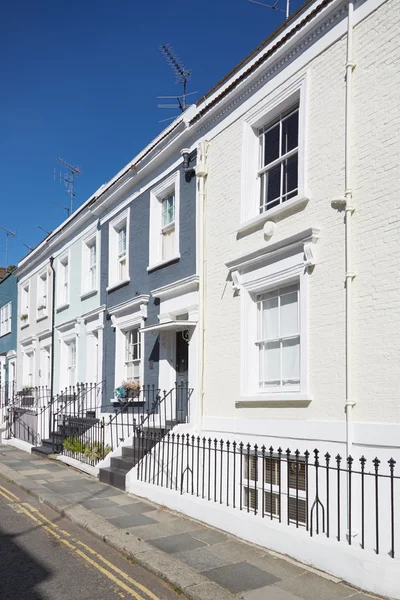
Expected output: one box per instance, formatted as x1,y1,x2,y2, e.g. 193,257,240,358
99,466,126,490
110,455,137,472
32,445,55,456
121,445,148,459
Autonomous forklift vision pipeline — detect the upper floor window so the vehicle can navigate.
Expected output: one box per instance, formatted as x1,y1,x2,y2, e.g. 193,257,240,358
125,328,141,382
148,172,180,271
0,302,11,336
161,193,176,261
239,75,307,231
21,283,29,325
37,270,48,319
58,255,69,307
258,104,299,213
81,232,99,296
108,209,130,290
118,225,127,280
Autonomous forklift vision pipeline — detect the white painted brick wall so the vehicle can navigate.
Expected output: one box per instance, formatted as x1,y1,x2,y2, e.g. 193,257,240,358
203,0,400,433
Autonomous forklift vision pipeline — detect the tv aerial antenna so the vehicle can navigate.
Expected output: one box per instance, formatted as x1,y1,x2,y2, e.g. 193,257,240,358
54,157,80,215
248,0,291,19
159,45,194,120
54,201,70,217
38,225,52,236
0,226,16,268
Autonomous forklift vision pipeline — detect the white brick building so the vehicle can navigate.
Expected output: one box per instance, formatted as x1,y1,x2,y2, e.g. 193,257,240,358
196,0,400,461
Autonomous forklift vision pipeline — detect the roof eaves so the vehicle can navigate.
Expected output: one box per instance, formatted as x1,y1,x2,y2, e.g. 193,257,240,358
190,0,332,125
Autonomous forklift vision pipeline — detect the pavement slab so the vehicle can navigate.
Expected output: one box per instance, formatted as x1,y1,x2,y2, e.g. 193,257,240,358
149,532,207,554
203,561,281,594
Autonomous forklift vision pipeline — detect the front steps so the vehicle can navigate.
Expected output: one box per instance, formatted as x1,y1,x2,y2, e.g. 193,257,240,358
99,425,171,490
32,415,98,457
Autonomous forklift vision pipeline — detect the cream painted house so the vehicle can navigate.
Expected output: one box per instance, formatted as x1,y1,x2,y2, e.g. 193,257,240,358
196,0,400,463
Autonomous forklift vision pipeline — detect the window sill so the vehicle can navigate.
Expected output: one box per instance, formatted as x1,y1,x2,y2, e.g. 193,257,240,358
20,322,29,330
236,393,311,408
36,315,48,323
147,254,180,273
81,289,98,301
0,331,11,338
106,278,130,293
237,195,309,236
56,303,69,313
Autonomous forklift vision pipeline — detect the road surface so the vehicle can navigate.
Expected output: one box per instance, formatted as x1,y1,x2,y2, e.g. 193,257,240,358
0,477,186,600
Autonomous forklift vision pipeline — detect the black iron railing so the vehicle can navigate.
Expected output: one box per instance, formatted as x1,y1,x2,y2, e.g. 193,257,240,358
60,383,192,466
136,433,399,560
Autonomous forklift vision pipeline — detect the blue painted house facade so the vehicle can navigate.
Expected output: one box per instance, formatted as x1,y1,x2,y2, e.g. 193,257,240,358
76,112,202,424
0,271,18,391
97,151,198,421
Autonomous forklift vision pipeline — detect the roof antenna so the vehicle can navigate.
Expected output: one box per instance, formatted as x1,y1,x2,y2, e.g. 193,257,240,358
38,225,52,236
159,44,193,120
23,243,34,252
53,201,70,217
0,226,16,268
54,158,80,215
248,0,290,19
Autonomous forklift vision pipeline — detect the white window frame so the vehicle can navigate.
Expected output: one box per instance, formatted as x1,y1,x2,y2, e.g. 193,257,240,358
230,229,319,404
239,74,308,234
242,268,307,402
256,283,300,393
24,350,35,388
0,302,12,336
57,252,70,309
20,282,30,327
124,327,141,382
66,338,77,387
81,230,100,298
108,208,130,291
108,295,149,392
37,269,48,320
258,104,299,213
148,171,180,271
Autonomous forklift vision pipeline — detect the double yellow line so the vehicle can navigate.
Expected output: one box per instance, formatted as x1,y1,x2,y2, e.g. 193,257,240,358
0,484,161,600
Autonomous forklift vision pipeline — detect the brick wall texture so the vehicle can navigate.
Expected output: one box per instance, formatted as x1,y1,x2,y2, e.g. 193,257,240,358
203,0,400,425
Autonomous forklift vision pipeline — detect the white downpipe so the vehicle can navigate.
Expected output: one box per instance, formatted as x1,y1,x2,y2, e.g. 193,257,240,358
195,141,208,425
344,0,356,458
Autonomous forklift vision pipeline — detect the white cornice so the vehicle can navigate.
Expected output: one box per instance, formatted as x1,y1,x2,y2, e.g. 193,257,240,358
81,304,106,322
226,228,320,274
56,318,78,333
107,295,150,317
151,275,199,300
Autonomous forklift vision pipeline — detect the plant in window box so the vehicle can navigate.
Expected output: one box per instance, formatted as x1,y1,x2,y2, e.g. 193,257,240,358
20,314,28,322
114,380,141,402
37,304,46,312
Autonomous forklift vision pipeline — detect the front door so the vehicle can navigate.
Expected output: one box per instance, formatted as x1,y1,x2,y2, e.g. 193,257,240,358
175,331,189,422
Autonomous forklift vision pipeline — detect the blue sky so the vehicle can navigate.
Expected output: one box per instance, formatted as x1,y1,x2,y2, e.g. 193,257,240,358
0,0,303,266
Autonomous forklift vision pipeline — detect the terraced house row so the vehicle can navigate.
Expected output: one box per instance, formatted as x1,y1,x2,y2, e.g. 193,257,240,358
1,0,400,595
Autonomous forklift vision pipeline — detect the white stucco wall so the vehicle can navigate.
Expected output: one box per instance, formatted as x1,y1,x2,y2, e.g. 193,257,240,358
53,219,104,393
201,0,400,452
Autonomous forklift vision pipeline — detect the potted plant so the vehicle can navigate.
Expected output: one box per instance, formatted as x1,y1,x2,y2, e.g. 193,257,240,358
20,314,28,322
114,380,141,402
37,304,46,312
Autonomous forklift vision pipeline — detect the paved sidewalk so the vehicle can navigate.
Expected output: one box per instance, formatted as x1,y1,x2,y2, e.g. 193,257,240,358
0,444,377,600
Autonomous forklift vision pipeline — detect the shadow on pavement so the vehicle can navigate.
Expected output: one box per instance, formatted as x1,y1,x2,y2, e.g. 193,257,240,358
0,524,51,599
